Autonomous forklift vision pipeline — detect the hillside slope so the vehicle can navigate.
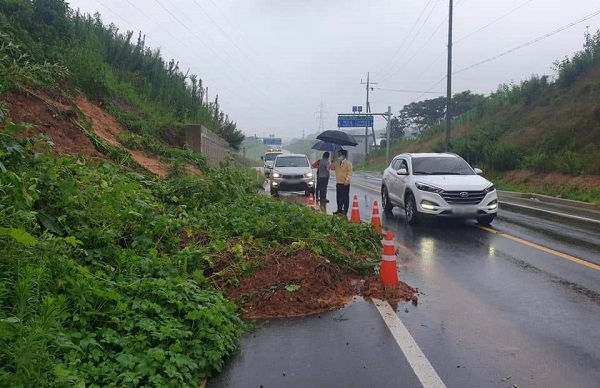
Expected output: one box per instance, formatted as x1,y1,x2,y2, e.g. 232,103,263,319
4,89,196,177
362,49,600,203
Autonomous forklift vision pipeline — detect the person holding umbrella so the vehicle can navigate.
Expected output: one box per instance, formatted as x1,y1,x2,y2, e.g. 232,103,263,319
330,149,353,215
311,152,331,203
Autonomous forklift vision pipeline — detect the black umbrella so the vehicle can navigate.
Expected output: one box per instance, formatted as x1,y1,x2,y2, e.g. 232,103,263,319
311,140,345,152
316,130,358,146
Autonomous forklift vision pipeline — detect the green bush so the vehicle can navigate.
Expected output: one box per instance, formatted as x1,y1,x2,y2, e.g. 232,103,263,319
1,123,380,386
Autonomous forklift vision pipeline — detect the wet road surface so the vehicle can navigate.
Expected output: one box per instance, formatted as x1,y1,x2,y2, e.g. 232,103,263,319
210,172,600,387
208,298,423,388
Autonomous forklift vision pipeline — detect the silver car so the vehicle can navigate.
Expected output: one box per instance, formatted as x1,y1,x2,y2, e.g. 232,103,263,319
269,154,315,197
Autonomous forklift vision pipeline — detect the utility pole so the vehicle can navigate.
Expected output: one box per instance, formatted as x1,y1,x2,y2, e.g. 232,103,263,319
361,73,378,157
385,106,391,163
445,0,454,152
315,102,327,133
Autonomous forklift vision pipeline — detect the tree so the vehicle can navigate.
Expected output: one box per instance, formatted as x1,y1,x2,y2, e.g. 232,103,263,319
388,117,405,140
32,0,73,46
396,90,485,134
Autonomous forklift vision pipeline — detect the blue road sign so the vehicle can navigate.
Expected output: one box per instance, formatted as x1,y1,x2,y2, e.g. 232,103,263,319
337,115,374,127
263,137,282,146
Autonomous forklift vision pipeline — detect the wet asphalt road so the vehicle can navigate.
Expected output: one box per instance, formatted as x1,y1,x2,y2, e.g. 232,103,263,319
209,172,600,388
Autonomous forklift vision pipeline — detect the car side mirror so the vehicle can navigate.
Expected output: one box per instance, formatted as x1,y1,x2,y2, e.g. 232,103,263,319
396,168,408,176
260,156,264,160
474,168,482,174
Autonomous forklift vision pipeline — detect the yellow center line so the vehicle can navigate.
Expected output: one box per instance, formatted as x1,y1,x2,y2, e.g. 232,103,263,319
478,226,600,271
352,180,600,272
351,182,380,194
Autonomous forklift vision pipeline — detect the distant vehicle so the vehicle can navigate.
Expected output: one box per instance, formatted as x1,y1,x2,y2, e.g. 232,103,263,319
261,148,284,178
381,152,498,225
269,154,315,197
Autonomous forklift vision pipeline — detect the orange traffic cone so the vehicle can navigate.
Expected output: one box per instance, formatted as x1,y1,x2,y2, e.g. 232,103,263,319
307,192,315,206
349,195,361,222
380,231,399,286
371,200,382,233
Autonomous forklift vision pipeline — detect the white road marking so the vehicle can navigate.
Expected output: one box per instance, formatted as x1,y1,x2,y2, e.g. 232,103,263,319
372,298,447,388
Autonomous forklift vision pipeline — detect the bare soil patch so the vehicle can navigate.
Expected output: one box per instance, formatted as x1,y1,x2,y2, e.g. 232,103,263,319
74,95,170,177
223,249,417,320
6,90,416,320
5,91,105,159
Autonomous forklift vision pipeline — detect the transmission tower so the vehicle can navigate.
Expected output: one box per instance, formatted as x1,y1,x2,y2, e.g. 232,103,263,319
314,102,327,133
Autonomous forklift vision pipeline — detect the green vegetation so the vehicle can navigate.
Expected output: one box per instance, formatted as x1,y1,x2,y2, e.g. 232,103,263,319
0,121,380,386
0,0,244,150
360,29,600,203
0,2,383,386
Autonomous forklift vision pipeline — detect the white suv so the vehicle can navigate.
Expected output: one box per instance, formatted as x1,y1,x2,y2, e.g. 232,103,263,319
381,153,498,225
269,154,315,197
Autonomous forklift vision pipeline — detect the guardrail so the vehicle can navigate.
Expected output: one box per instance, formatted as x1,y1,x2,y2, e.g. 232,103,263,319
498,190,600,230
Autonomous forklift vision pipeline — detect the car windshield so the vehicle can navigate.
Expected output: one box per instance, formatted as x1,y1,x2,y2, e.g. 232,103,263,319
411,157,475,175
264,153,282,161
275,156,309,168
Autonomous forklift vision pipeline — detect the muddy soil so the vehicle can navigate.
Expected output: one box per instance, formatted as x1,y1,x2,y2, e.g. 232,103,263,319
222,248,417,320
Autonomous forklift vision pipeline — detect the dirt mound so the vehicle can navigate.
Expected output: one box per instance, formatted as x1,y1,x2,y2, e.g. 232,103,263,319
74,96,170,178
4,90,416,320
223,248,417,320
5,91,106,159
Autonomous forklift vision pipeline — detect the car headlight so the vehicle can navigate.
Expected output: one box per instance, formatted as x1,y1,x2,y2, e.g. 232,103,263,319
484,184,496,193
305,172,313,178
271,172,282,178
415,182,444,194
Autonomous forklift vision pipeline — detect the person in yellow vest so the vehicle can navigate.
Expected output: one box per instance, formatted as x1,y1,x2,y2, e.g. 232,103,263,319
330,149,353,215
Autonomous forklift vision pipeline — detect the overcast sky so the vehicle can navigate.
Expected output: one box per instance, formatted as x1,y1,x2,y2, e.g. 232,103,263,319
66,0,600,142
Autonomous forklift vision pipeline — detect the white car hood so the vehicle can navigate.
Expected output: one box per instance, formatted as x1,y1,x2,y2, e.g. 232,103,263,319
415,175,492,191
273,167,311,175
265,161,275,168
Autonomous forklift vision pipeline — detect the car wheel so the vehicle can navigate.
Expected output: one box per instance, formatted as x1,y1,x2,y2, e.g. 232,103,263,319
477,215,495,226
382,187,394,212
270,187,278,197
405,193,421,225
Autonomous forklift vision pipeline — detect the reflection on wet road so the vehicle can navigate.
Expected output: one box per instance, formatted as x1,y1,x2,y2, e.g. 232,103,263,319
348,172,600,388
213,172,600,388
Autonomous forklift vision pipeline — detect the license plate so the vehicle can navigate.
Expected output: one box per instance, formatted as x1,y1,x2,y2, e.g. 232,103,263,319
453,206,476,214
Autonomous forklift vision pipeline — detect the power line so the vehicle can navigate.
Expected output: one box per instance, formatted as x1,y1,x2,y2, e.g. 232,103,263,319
94,0,308,130
375,0,437,77
148,0,309,125
156,0,241,76
379,0,443,83
373,87,443,94
175,0,303,108
401,50,446,91
410,75,447,104
380,11,447,84
455,0,537,44
454,9,600,75
189,0,257,69
97,0,217,81
206,0,261,59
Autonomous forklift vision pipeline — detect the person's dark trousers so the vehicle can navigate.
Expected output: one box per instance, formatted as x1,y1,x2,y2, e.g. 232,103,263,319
336,183,350,213
341,184,350,213
318,176,329,201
